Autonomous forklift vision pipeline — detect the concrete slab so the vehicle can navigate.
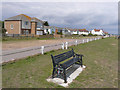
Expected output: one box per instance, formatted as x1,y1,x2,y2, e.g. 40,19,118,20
47,64,86,87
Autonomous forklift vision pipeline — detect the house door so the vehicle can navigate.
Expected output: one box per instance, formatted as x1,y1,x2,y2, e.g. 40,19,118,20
36,31,43,35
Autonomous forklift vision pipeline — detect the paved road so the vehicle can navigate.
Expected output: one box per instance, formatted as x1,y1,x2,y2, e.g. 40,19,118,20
2,37,100,63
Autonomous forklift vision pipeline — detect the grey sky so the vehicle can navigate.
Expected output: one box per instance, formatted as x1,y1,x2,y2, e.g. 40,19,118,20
1,2,118,34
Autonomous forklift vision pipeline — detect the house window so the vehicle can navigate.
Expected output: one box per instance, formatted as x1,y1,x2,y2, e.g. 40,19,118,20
10,24,14,29
25,21,28,25
46,29,48,32
23,30,29,35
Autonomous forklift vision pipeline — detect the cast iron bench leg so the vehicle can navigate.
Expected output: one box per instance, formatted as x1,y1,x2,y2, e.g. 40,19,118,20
81,56,83,67
63,68,67,83
52,67,56,78
81,59,83,67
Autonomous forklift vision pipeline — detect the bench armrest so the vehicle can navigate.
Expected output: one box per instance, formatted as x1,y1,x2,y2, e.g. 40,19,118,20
75,53,84,57
60,64,66,69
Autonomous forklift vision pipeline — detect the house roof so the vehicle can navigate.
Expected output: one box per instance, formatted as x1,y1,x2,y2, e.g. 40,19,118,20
94,29,101,32
67,28,89,32
31,17,45,24
5,14,32,21
5,14,45,24
78,29,89,32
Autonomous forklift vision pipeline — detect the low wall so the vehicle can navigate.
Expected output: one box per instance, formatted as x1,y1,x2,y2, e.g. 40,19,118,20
35,35,54,38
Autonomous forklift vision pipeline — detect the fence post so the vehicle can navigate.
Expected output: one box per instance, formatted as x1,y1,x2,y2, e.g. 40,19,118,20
65,42,68,49
75,40,78,45
62,43,64,50
41,46,44,55
87,39,89,42
83,39,84,43
89,38,91,41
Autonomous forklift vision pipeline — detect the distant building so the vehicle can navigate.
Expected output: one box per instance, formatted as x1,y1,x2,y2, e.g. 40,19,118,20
91,29,105,36
66,28,89,35
4,14,46,35
68,29,78,34
78,29,89,35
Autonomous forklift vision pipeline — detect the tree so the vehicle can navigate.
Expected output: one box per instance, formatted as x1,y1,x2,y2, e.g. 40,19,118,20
44,21,49,26
0,21,4,28
2,21,4,28
2,28,7,35
0,21,6,36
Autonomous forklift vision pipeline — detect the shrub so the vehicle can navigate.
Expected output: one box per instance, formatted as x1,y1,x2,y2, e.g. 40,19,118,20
94,34,98,36
81,34,86,36
88,33,93,36
57,32,63,35
73,34,79,35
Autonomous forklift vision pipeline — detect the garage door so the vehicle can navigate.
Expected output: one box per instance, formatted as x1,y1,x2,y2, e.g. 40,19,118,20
36,31,43,35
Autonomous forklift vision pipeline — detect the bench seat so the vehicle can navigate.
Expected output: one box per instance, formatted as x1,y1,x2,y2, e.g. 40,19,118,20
60,57,79,69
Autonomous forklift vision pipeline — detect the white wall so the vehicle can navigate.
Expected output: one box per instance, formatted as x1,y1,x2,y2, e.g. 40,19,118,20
79,32,89,35
91,29,104,35
70,31,78,34
44,28,51,34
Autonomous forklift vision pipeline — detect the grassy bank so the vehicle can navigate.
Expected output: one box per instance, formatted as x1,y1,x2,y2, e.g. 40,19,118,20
2,37,118,88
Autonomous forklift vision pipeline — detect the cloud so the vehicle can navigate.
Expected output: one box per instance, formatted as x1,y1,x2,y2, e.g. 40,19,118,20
2,2,118,34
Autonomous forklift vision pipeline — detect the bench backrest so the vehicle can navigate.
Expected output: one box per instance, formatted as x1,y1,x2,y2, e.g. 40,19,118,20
51,49,74,67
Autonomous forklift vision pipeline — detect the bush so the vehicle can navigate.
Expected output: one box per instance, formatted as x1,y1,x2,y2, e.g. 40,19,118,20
81,34,86,36
73,34,79,35
88,33,93,36
94,34,98,36
57,32,63,35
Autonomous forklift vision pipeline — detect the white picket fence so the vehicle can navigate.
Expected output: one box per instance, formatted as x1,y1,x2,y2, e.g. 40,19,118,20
2,36,109,63
40,36,108,55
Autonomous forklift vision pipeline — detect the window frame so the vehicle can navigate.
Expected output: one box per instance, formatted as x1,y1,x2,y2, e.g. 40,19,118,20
10,24,14,30
25,21,28,25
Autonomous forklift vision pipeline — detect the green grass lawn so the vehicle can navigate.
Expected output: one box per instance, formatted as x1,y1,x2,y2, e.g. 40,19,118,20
2,36,55,42
2,37,118,88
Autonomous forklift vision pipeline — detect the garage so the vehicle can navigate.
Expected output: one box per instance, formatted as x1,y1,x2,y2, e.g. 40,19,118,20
36,30,44,35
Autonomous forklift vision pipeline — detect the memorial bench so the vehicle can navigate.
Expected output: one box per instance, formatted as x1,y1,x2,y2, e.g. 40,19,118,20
51,48,84,83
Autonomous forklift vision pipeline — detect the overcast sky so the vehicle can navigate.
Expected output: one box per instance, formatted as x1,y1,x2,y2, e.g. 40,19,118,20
1,2,118,34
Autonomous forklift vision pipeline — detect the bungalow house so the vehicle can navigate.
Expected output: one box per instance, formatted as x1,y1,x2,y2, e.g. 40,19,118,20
78,29,89,35
67,29,78,35
4,14,46,36
91,29,105,36
66,28,89,35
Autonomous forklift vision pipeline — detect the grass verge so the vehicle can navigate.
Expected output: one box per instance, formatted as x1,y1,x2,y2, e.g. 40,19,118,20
2,37,118,88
